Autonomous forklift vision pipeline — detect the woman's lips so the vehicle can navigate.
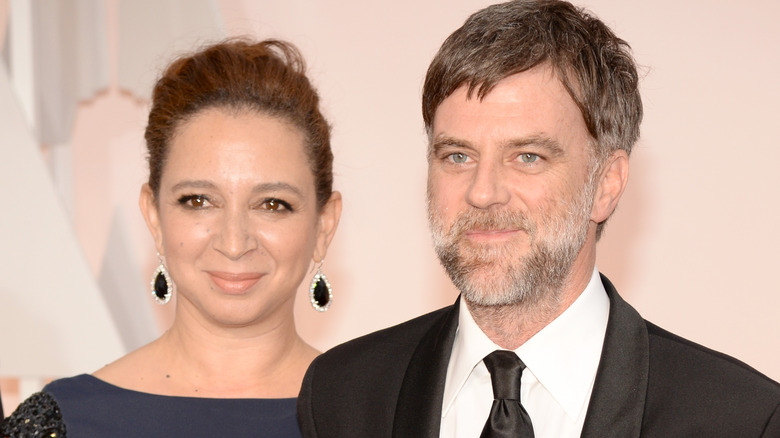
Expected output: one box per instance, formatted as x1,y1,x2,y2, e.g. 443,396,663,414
207,272,262,294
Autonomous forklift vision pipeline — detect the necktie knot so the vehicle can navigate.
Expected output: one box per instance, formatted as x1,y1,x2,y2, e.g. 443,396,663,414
483,350,525,400
480,350,535,438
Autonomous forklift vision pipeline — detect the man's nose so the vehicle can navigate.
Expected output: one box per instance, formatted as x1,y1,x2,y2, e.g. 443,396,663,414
465,159,510,209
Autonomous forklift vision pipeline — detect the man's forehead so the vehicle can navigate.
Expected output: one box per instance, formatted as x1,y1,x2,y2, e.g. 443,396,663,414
437,67,571,117
455,63,561,101
436,71,574,122
430,68,591,150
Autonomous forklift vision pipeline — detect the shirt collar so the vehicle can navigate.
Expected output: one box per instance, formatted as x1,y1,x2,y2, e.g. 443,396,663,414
442,267,610,421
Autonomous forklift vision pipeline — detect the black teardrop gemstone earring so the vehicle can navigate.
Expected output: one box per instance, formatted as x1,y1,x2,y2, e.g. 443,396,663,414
151,253,173,304
309,262,332,312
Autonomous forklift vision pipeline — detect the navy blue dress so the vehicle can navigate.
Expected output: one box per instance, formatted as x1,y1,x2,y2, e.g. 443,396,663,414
2,374,301,437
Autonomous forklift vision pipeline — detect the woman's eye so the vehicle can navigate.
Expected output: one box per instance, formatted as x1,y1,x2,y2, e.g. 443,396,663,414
178,195,210,208
448,153,469,164
520,153,539,163
262,199,292,212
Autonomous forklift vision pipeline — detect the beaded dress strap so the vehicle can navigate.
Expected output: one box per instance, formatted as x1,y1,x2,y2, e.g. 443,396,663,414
1,391,67,437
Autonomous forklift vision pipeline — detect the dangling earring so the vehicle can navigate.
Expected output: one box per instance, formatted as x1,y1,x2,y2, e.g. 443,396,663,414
151,253,173,304
309,261,332,312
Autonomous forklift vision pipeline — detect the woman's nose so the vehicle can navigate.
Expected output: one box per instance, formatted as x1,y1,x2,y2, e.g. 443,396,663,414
212,208,258,260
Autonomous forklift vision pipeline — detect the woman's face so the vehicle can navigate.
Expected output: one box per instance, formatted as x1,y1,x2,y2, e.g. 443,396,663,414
140,108,340,328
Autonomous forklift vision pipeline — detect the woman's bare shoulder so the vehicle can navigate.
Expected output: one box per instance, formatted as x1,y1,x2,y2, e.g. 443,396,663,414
91,339,167,392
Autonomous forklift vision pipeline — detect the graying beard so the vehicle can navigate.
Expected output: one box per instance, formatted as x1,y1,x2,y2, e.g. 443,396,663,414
429,177,596,307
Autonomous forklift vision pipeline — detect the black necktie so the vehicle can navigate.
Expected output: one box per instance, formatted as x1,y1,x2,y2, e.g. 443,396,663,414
480,350,535,438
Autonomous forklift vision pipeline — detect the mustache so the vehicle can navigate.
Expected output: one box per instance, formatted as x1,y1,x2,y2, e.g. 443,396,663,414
446,209,536,239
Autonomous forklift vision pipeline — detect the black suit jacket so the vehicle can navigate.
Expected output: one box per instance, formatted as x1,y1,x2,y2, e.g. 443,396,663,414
298,275,780,437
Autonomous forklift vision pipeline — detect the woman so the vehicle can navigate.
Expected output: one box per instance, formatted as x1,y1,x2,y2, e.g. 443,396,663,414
2,39,341,437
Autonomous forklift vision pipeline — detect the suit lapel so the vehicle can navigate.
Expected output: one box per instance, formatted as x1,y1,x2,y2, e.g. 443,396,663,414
580,274,648,437
392,297,460,438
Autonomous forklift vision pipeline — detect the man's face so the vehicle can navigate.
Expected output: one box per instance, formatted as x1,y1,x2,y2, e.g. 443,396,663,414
427,64,598,307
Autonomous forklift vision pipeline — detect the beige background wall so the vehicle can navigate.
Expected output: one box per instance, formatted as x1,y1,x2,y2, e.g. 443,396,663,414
1,0,778,410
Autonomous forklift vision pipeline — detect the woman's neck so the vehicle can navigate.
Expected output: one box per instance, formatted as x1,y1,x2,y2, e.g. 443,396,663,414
93,308,319,398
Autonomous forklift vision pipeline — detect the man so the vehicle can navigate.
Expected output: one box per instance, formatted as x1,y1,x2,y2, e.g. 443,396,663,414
298,1,780,436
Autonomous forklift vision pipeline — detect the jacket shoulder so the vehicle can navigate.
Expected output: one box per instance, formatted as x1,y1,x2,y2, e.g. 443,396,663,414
298,305,453,438
306,305,453,389
643,321,780,435
647,321,779,386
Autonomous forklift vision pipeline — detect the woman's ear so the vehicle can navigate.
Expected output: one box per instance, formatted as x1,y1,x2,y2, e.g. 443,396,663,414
591,150,629,224
139,184,164,254
313,191,342,262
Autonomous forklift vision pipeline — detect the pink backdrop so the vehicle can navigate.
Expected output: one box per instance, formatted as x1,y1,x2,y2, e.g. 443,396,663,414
1,0,778,411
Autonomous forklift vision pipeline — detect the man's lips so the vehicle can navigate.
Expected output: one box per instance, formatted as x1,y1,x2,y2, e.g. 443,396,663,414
463,229,520,241
207,272,262,294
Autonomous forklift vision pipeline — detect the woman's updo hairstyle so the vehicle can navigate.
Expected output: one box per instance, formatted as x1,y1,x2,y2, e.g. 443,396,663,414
144,38,333,209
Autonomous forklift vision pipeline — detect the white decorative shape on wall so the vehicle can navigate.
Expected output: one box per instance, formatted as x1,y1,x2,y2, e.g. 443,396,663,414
29,0,109,145
117,0,223,100
98,211,159,352
8,0,34,128
0,62,124,377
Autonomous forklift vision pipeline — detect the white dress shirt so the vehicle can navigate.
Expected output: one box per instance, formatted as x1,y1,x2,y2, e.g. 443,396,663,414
439,268,610,438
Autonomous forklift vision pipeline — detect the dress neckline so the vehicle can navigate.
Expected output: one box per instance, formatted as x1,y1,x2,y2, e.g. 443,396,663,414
75,374,297,402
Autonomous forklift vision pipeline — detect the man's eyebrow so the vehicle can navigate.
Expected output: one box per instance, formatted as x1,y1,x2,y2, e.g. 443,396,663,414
430,134,566,156
430,135,471,154
504,135,566,157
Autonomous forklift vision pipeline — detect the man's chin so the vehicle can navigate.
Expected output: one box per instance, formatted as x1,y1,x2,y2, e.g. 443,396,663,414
454,262,565,308
455,245,526,269
461,288,524,307
454,271,525,306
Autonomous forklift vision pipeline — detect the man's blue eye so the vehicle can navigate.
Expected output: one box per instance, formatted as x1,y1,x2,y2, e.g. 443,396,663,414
450,153,468,163
520,153,539,163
